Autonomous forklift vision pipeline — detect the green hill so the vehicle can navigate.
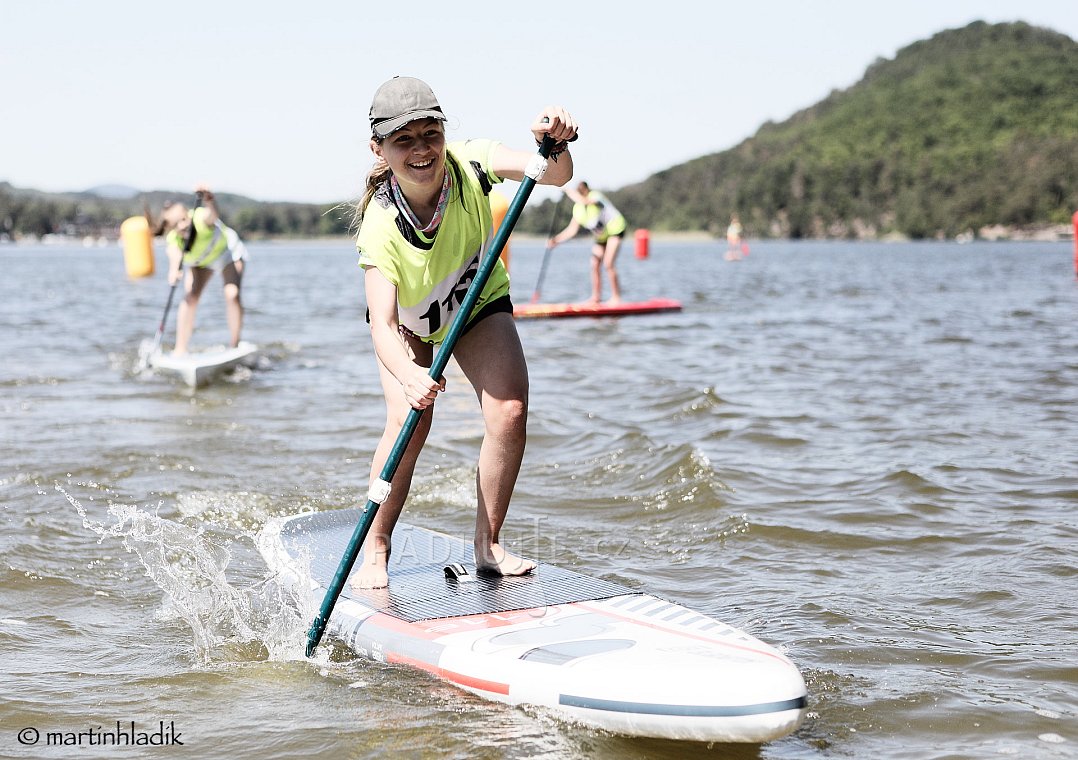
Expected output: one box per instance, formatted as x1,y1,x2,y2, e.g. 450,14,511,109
522,21,1078,239
5,22,1075,242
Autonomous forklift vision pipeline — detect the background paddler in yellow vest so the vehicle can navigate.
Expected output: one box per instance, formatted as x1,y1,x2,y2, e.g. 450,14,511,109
154,186,249,356
547,180,627,305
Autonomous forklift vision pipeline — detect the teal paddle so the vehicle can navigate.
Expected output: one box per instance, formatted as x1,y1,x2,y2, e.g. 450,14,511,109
138,192,203,370
529,195,566,303
305,132,560,657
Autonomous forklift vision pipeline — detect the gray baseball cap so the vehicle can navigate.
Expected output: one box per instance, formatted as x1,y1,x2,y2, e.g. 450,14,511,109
369,77,445,138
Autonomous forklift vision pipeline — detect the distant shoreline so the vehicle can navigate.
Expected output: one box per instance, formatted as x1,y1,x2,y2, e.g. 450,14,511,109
3,225,1072,248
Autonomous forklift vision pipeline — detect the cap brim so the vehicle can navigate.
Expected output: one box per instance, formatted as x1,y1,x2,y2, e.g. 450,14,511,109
372,110,446,138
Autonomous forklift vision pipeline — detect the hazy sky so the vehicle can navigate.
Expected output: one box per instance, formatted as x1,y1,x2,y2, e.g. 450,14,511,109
4,0,1076,204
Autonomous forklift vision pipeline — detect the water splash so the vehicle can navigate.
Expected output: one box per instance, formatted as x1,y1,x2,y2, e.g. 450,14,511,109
57,483,317,664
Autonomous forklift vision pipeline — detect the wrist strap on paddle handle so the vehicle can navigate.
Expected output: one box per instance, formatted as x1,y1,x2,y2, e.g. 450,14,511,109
305,133,557,657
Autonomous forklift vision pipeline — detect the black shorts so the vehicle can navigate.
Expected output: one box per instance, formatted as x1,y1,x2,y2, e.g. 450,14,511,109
461,294,513,337
366,294,514,344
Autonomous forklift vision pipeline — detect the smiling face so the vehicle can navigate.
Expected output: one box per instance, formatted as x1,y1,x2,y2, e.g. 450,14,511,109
161,202,190,234
372,118,447,202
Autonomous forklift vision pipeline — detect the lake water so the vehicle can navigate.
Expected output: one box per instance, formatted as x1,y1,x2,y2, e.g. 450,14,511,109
1,237,1076,759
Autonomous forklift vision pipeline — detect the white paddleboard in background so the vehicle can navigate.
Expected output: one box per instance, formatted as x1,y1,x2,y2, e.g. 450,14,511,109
149,341,258,387
260,509,808,743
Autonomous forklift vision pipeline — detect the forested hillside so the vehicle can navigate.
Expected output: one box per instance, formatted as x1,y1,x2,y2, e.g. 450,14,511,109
0,184,352,240
521,21,1078,239
5,22,1075,242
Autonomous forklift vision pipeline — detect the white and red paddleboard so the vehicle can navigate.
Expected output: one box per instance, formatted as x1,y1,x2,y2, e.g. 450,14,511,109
259,510,806,742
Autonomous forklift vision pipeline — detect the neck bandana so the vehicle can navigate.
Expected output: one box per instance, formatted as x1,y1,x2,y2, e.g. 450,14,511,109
390,170,451,234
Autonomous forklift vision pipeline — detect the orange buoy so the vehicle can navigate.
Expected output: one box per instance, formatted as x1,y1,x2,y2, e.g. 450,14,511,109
489,192,511,272
120,216,154,278
1073,210,1078,277
634,228,649,259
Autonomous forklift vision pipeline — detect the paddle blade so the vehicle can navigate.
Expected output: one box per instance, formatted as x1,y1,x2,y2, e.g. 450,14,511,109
136,337,158,372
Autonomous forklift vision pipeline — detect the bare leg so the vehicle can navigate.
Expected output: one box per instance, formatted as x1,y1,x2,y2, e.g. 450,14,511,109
588,242,604,304
174,267,214,355
221,260,244,348
603,237,622,305
351,333,434,590
453,312,535,577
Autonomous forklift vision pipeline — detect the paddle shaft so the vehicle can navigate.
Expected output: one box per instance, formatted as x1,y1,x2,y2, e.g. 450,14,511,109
529,196,565,303
305,134,557,657
145,193,203,358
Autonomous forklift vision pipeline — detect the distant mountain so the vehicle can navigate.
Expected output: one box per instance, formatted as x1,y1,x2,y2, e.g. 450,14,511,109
520,21,1078,240
83,184,141,200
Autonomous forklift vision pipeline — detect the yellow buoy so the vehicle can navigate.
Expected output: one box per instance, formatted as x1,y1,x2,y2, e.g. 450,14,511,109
120,216,155,278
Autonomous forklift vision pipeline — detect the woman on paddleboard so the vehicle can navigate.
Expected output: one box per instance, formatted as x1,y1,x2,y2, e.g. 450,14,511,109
155,187,249,355
351,76,578,589
547,181,627,305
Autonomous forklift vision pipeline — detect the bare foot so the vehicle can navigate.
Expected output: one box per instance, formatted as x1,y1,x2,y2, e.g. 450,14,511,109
475,543,536,577
350,561,389,590
604,297,622,306
350,544,390,589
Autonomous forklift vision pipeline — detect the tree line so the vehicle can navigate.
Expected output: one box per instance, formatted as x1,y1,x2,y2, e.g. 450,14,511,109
0,185,353,240
5,22,1075,243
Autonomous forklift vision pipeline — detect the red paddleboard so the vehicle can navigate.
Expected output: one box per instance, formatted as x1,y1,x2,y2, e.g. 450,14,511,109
514,297,682,320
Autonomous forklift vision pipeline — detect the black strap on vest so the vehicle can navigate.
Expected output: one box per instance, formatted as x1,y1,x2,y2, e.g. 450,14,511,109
470,160,492,196
182,216,198,253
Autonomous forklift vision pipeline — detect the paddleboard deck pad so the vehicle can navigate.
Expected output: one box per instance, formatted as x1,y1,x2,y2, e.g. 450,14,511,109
514,297,682,320
149,341,257,387
260,509,807,742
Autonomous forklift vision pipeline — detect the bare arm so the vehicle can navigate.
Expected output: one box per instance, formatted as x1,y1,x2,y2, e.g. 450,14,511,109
364,267,444,410
561,185,587,205
195,184,219,226
166,239,184,285
491,105,578,187
550,217,582,247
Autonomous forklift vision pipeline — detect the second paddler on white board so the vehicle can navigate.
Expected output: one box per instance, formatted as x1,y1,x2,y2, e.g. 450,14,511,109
153,186,249,356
